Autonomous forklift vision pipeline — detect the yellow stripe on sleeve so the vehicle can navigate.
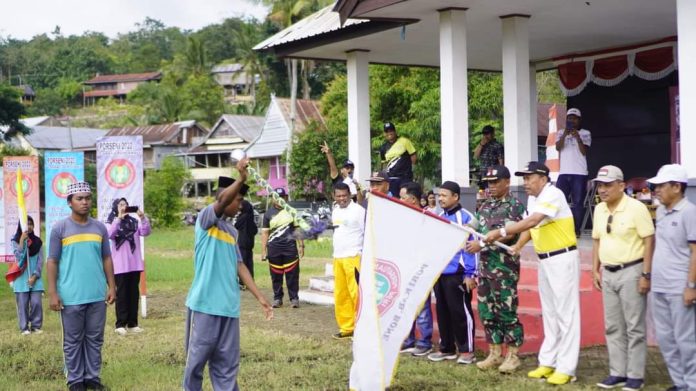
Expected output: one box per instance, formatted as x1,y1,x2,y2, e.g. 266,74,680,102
62,233,103,246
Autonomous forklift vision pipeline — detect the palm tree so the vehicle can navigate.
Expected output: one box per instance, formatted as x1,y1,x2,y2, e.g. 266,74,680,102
185,36,207,75
232,22,265,102
254,0,333,99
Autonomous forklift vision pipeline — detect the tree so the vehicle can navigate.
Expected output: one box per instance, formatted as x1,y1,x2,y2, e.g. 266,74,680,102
184,36,207,75
0,83,29,140
287,122,347,200
232,21,265,100
144,156,191,227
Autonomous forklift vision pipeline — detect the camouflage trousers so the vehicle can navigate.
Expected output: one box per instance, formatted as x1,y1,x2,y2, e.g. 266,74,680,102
477,276,524,346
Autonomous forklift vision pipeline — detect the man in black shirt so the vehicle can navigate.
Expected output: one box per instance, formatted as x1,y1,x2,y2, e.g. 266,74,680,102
261,188,304,308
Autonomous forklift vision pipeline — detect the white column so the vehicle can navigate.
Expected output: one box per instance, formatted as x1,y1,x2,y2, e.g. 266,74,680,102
677,0,696,178
346,50,371,182
439,8,469,185
529,64,538,161
501,15,532,185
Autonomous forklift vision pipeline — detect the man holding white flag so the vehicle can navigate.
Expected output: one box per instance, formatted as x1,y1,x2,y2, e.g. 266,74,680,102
349,192,468,390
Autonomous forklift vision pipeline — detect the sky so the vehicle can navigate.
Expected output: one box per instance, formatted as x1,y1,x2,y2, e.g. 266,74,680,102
0,0,269,40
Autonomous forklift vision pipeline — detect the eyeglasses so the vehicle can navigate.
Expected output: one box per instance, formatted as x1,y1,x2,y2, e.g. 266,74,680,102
606,214,613,234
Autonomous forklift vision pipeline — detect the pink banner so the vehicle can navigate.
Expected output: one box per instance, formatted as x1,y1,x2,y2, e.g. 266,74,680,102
3,156,40,263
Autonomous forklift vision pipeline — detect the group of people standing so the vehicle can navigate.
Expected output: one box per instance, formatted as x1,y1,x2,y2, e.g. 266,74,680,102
8,183,151,391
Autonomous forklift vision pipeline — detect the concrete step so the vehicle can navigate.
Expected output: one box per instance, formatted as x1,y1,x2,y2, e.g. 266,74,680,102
308,275,334,293
298,289,334,306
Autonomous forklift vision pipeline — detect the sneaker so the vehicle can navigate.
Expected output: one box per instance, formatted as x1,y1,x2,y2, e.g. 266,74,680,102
400,344,415,354
457,352,476,364
546,372,577,385
68,382,86,391
32,329,43,334
127,326,144,333
114,327,127,336
528,366,555,379
272,300,282,308
411,346,432,357
597,375,627,389
427,351,458,362
332,331,353,340
84,379,106,390
291,299,300,308
21,330,31,336
622,378,644,391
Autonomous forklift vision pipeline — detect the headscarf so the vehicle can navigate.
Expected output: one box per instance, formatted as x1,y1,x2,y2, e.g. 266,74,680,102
106,198,138,253
12,216,42,257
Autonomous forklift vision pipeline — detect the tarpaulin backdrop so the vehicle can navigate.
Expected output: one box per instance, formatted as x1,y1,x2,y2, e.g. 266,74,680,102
96,136,144,222
44,151,84,257
2,156,40,263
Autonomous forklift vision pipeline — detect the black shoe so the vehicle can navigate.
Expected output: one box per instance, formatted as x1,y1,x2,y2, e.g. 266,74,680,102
68,382,86,391
84,379,106,390
332,331,353,339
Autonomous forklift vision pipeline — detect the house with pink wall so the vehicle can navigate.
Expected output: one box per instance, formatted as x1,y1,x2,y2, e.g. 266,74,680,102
245,95,325,195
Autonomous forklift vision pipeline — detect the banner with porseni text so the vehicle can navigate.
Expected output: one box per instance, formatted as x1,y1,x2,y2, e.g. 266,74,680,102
96,136,144,223
349,192,468,390
2,156,40,263
44,151,84,257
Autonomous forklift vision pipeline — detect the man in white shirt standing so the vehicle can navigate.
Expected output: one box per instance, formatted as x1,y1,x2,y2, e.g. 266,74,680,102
331,182,366,339
555,108,592,236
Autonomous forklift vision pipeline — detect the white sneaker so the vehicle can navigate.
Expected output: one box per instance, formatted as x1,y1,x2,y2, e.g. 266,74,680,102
127,326,144,333
115,327,127,336
21,330,31,336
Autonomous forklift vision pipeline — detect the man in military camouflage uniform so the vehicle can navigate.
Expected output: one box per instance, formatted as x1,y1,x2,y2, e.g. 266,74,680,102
465,165,526,373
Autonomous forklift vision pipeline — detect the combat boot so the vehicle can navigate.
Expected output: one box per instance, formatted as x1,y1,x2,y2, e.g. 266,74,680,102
498,345,521,373
476,344,503,370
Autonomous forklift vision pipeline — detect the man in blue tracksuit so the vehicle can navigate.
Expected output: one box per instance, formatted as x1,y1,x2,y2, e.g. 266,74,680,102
427,180,478,365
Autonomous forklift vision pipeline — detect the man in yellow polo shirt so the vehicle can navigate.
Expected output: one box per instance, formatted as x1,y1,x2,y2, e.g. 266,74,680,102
591,165,654,391
484,161,580,385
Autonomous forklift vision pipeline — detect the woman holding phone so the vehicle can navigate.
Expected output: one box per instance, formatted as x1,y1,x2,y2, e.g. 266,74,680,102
106,198,151,335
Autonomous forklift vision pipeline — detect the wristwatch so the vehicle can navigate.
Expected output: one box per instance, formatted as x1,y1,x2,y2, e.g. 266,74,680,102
640,272,651,280
687,281,696,289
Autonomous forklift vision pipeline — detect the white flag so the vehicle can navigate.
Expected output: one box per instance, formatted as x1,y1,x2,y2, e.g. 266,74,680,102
349,193,469,390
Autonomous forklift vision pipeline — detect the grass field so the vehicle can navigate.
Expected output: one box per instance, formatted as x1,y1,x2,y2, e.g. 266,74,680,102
0,227,672,390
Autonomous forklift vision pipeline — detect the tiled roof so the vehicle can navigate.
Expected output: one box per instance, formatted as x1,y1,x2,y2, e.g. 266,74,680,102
83,72,162,85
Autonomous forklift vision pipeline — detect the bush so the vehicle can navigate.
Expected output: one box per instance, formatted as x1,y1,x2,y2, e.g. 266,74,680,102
144,156,191,227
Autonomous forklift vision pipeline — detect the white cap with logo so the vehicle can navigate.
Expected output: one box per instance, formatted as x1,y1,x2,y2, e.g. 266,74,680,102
592,165,624,183
567,108,582,117
647,164,689,184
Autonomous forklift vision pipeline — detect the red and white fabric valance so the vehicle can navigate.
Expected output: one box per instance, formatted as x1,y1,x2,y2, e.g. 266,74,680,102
554,37,677,97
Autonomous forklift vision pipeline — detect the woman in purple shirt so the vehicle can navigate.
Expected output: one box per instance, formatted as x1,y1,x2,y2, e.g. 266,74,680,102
106,198,151,335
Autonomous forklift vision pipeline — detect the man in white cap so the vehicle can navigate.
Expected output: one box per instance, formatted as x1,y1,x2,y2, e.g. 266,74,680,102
555,108,592,236
47,181,116,391
647,164,696,391
591,165,654,391
484,161,580,385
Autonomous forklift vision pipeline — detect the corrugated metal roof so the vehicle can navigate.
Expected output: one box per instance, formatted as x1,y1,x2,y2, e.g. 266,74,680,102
253,5,367,51
106,121,208,145
274,98,325,132
218,115,264,142
245,97,291,159
183,114,263,155
84,72,162,85
211,64,244,73
24,126,108,150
